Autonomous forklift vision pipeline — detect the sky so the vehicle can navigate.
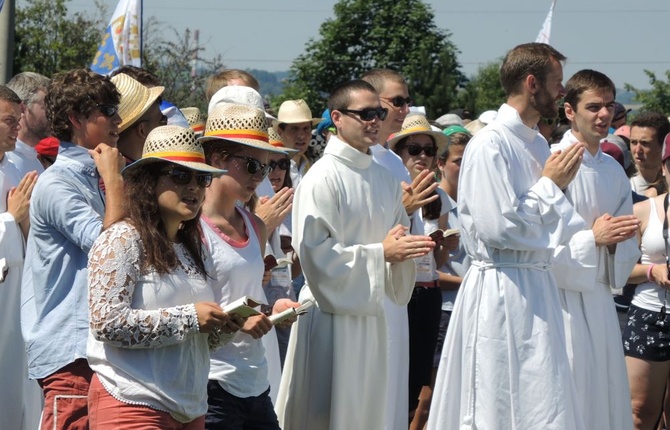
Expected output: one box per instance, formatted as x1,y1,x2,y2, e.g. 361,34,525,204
53,0,670,90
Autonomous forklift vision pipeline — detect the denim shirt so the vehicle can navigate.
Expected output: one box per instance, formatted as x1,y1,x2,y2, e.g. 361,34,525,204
22,142,105,379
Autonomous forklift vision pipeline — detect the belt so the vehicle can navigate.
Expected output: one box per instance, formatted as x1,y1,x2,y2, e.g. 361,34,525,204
415,281,439,288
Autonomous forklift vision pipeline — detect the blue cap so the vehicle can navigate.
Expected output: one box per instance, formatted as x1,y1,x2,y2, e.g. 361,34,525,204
315,109,334,137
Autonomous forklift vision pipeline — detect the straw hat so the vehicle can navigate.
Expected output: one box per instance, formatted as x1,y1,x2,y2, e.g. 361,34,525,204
387,114,449,153
198,102,287,154
268,127,299,155
273,99,321,128
123,125,225,174
180,107,205,136
207,85,275,120
111,73,165,133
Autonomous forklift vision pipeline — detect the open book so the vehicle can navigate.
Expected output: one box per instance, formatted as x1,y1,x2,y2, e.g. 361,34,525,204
264,255,293,271
268,300,315,325
428,228,460,241
223,295,267,318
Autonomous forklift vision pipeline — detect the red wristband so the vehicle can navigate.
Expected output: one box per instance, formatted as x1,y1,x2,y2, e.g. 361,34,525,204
648,264,656,283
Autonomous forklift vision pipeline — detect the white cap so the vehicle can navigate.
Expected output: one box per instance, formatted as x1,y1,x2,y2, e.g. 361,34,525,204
207,85,275,120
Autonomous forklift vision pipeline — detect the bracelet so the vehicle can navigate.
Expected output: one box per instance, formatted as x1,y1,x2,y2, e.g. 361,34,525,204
648,264,657,283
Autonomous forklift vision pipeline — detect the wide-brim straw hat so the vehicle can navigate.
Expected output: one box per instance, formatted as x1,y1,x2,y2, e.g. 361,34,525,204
273,99,321,128
268,127,299,155
198,103,288,154
387,114,449,154
207,86,275,120
122,125,225,175
111,73,165,133
180,107,205,136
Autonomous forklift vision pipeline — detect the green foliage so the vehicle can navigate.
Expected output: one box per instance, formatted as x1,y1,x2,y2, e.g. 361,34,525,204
14,0,103,77
455,60,506,116
279,0,464,118
625,70,670,116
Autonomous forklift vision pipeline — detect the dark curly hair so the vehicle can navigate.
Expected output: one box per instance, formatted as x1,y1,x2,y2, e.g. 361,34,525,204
123,162,207,276
46,69,120,142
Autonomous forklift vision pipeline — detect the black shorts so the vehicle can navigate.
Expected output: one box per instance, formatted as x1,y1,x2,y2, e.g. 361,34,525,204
623,304,670,362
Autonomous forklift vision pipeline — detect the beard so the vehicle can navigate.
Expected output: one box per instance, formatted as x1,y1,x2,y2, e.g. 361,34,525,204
531,85,559,119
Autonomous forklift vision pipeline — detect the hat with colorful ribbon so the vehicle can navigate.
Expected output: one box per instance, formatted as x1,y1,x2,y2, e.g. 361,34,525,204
198,102,286,153
268,126,299,155
180,107,206,136
122,125,225,175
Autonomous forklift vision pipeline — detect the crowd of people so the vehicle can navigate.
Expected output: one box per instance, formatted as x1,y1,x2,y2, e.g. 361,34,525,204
1,41,670,430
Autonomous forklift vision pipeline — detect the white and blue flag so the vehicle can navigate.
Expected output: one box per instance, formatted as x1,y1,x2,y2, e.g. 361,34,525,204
91,0,142,75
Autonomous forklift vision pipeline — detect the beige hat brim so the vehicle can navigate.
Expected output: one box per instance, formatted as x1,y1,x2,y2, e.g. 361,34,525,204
387,129,449,155
119,86,165,133
272,118,322,129
198,135,291,155
122,156,226,175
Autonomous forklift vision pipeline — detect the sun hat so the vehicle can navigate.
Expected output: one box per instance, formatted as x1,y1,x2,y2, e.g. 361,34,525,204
269,127,299,155
122,125,225,175
198,102,287,154
386,114,449,154
111,73,165,133
435,113,464,128
180,107,205,136
273,99,321,129
207,85,275,120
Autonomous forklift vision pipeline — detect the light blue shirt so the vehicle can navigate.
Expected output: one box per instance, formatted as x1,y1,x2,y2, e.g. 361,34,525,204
22,142,105,379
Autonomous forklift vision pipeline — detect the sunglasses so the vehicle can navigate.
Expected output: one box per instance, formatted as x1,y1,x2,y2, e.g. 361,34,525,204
97,104,119,118
268,158,290,171
339,107,388,121
540,117,560,127
382,96,413,108
160,167,213,188
227,154,272,178
405,144,437,157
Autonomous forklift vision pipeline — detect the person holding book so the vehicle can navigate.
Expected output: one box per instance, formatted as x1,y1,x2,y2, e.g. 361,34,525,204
86,125,243,428
198,103,300,429
389,114,457,425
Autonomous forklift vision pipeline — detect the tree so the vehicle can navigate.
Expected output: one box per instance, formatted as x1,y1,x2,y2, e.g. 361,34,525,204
455,60,506,117
142,23,224,112
625,70,670,116
277,0,464,118
14,0,105,77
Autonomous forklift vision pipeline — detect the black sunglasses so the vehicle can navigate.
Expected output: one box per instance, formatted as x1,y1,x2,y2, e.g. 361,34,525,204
160,167,213,188
97,104,119,118
227,154,272,178
383,96,413,108
406,144,437,157
339,107,388,121
268,158,290,171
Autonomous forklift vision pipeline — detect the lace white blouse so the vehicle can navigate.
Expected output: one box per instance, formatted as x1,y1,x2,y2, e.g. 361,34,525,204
86,221,230,423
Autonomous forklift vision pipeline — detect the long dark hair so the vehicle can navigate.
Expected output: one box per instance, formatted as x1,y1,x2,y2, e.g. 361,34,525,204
123,162,207,276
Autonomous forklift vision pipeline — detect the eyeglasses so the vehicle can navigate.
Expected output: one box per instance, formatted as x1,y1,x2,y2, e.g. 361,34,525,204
405,144,437,157
97,104,119,118
382,96,413,108
160,167,213,188
540,117,560,127
339,107,388,121
227,154,272,178
268,158,290,171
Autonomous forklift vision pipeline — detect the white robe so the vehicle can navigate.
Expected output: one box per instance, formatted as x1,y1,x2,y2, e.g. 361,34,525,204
276,136,416,430
551,131,638,430
0,156,41,430
428,104,587,430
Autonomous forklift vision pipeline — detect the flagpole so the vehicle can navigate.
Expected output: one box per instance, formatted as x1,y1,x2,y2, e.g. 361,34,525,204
139,0,143,66
0,0,15,84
